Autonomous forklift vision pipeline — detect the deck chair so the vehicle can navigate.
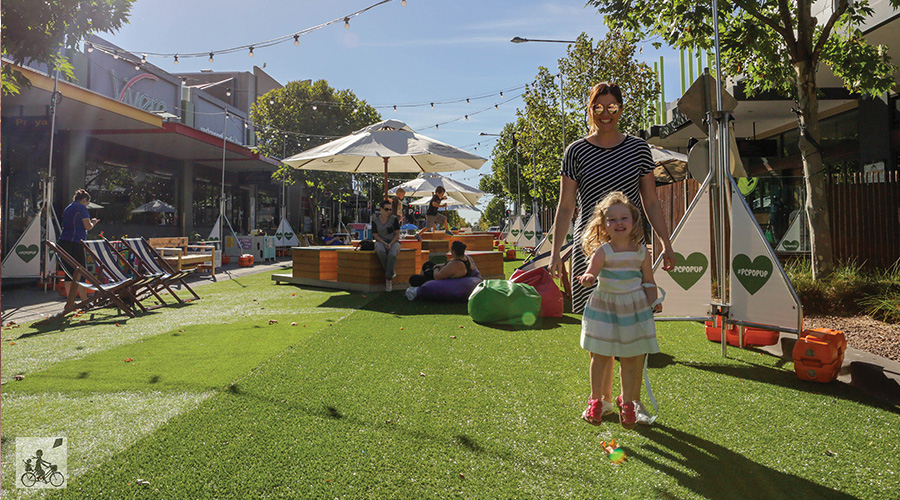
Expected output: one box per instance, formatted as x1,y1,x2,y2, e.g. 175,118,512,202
121,237,201,303
82,239,168,312
42,241,137,321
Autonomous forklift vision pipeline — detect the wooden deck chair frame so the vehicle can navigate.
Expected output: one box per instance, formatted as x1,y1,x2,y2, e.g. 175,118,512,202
82,239,169,312
41,241,137,321
120,237,200,302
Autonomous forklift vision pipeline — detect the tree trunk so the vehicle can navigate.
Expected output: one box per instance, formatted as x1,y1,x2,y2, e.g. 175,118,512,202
795,60,834,279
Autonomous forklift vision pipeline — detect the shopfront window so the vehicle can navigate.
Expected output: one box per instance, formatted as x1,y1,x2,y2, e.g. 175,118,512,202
192,179,219,230
85,162,176,226
1,131,46,256
256,193,277,232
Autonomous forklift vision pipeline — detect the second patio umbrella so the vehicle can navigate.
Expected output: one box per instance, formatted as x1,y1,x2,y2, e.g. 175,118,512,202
389,172,484,207
283,119,486,197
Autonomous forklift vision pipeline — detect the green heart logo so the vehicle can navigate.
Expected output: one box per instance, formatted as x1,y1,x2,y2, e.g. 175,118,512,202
524,231,534,239
667,252,708,290
732,254,773,295
284,232,294,240
548,233,553,243
511,229,520,237
16,244,39,263
276,232,284,240
783,240,800,251
566,234,573,243
208,237,219,241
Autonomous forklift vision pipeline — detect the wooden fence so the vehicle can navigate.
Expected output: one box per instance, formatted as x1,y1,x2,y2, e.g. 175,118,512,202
652,172,900,270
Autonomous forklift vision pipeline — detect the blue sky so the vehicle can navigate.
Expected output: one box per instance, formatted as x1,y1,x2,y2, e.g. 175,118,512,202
102,0,682,223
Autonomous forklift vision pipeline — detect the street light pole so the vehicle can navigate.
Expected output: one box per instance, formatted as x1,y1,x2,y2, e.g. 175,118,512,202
510,37,576,44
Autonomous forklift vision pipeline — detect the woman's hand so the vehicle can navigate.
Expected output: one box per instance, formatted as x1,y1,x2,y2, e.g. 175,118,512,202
653,303,662,313
661,243,676,271
577,273,596,287
549,253,564,280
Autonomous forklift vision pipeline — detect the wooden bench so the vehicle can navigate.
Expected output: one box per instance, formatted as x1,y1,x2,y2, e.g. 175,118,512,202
451,250,505,279
291,246,341,280
337,248,417,286
421,232,495,251
148,237,216,274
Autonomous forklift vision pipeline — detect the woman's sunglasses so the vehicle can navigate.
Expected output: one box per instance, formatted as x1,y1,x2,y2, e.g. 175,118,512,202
591,103,621,115
382,207,392,211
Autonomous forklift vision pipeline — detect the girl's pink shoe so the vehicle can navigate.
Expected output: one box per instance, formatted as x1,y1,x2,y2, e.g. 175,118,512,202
616,395,636,429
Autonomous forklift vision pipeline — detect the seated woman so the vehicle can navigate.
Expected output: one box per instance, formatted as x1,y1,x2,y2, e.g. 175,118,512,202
321,229,344,246
371,200,402,291
409,240,473,287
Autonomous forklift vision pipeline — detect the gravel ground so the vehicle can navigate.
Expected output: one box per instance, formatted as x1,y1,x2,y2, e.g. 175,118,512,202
804,315,900,362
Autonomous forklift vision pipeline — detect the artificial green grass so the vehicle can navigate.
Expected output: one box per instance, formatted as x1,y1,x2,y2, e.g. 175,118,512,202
2,268,899,499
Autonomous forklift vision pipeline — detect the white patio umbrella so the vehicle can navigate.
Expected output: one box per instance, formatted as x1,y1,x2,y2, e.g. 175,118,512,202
389,172,484,207
410,196,481,212
131,199,176,213
282,119,486,197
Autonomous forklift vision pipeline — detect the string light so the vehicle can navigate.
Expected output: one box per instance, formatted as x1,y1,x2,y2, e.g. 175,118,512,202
465,115,469,120
344,17,350,29
393,105,397,111
312,105,317,110
226,88,232,97
208,52,214,63
134,62,141,71
499,91,503,97
249,46,255,57
466,98,470,104
173,54,179,64
113,50,119,59
435,124,439,129
87,43,94,53
430,102,434,108
294,34,300,45
141,53,147,64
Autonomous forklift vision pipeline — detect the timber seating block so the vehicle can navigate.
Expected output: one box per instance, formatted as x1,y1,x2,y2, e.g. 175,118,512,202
148,237,216,274
449,250,505,279
291,246,340,280
420,239,449,254
336,248,417,285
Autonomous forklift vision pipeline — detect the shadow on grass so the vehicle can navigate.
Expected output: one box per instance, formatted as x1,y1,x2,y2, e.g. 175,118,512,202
633,424,859,500
18,301,198,338
678,359,900,415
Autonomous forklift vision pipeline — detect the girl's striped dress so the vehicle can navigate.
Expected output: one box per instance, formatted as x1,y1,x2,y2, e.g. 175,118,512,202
581,243,659,358
561,135,655,314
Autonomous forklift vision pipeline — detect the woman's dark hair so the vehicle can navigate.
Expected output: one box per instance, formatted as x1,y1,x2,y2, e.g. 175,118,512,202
73,189,91,202
380,200,392,209
450,240,467,256
588,82,623,105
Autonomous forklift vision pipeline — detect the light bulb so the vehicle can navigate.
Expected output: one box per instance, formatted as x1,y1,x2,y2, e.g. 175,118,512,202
401,0,407,5
499,91,503,97
344,17,350,29
294,35,300,46
435,124,439,129
465,115,469,120
134,63,140,71
141,54,147,64
249,46,254,57
226,88,232,97
312,105,317,110
113,50,119,59
174,54,179,64
393,105,397,111
209,52,214,63
430,102,434,109
87,43,94,53
466,98,470,104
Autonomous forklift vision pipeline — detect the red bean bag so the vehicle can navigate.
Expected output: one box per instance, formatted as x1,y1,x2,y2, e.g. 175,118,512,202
509,266,564,317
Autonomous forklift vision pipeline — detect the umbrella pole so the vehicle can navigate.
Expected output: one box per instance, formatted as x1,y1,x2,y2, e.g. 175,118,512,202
383,157,389,199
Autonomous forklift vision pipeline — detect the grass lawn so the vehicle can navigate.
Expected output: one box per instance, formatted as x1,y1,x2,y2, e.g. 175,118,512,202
2,261,898,499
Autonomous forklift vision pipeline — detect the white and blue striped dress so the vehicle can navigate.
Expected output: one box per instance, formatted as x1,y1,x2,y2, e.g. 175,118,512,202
561,135,655,314
581,243,659,358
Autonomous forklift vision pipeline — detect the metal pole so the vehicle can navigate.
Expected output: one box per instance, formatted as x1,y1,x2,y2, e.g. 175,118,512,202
43,58,61,289
221,111,228,244
559,73,566,154
712,0,731,357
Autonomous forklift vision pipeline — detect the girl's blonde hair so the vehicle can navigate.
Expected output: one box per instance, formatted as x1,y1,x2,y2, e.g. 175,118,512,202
581,191,644,256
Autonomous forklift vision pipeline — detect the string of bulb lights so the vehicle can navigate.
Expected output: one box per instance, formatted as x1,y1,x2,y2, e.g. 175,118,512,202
85,0,403,65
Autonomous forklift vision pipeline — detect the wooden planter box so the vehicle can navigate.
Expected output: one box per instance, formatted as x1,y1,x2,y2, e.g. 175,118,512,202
452,250,505,279
292,247,339,280
336,249,417,285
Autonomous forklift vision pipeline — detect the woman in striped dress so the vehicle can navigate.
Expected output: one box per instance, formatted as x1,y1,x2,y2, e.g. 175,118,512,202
576,192,662,428
549,82,675,314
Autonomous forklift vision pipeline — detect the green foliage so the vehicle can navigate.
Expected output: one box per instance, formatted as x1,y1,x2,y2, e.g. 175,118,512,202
483,32,659,212
251,79,381,215
1,0,136,94
477,196,506,230
786,258,900,319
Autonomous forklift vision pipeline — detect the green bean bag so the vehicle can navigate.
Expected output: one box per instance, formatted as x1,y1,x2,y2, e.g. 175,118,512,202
468,279,543,326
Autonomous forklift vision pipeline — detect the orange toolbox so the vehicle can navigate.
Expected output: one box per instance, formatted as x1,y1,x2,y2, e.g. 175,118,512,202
705,318,780,347
792,328,846,383
705,317,737,344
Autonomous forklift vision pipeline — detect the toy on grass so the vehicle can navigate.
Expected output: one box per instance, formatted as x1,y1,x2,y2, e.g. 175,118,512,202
600,439,626,464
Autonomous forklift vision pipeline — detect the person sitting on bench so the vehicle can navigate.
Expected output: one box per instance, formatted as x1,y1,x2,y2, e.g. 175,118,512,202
409,240,473,287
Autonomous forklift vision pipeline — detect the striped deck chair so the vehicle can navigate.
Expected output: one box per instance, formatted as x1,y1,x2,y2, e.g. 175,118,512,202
82,239,168,312
121,237,200,303
41,241,136,322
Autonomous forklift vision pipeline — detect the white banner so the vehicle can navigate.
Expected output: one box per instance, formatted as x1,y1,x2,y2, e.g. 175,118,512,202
653,185,713,319
535,220,574,256
516,214,540,248
1,213,43,278
274,218,300,247
775,210,810,252
504,215,524,245
207,217,221,242
729,179,802,332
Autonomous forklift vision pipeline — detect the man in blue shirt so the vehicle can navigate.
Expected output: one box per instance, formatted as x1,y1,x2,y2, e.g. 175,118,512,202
58,189,99,299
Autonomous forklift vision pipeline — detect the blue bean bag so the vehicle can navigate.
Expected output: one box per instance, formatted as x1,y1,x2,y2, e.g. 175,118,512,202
416,261,483,302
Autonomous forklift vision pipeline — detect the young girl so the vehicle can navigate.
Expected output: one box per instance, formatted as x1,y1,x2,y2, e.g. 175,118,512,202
577,191,662,429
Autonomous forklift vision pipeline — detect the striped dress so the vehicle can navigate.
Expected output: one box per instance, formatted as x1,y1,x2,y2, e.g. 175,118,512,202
581,243,659,357
561,135,655,314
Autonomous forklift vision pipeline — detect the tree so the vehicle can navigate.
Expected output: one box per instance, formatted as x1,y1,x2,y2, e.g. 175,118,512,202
588,0,899,279
1,0,136,95
477,196,507,231
482,32,659,213
251,79,382,222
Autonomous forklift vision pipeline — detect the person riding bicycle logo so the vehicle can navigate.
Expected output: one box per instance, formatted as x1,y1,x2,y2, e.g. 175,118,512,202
21,449,66,487
16,438,68,489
